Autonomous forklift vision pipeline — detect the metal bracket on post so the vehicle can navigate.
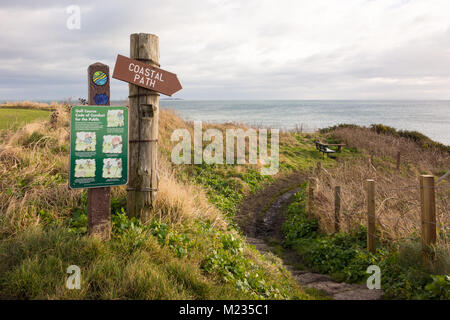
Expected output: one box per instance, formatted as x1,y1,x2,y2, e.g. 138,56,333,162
129,139,158,143
126,187,158,192
141,103,154,119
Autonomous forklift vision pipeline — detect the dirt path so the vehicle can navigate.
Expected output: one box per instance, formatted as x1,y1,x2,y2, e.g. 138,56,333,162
237,173,383,300
236,172,306,238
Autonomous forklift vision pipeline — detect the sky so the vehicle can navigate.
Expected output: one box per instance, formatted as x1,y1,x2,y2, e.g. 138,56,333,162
1,0,450,100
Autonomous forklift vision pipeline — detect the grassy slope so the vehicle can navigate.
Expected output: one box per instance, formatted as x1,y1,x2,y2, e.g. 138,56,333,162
281,184,450,299
0,105,314,300
1,103,448,300
0,108,51,131
275,125,449,299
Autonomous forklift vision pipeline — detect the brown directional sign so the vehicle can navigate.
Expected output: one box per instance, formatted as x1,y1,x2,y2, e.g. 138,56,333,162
112,54,182,96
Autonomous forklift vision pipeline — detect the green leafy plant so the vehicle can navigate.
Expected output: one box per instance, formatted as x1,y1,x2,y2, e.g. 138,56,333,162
282,185,449,298
201,230,286,299
425,275,450,299
281,184,318,246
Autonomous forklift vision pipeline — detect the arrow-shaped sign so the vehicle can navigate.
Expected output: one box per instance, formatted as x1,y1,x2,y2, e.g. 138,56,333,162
112,54,182,96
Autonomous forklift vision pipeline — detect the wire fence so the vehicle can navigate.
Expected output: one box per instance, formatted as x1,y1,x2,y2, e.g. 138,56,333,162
308,167,449,261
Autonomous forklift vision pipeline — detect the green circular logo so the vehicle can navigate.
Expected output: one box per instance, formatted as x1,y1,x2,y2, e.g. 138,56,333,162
92,71,108,86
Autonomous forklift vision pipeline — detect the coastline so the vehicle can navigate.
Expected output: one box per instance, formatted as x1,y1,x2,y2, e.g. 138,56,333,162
1,100,449,147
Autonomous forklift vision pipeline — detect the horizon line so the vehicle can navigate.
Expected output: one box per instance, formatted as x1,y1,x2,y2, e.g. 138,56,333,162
2,98,450,102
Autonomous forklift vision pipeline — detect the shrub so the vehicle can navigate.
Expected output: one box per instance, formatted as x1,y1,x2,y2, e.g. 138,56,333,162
282,186,449,298
281,184,318,247
201,231,285,299
425,275,450,299
320,123,450,153
319,124,360,134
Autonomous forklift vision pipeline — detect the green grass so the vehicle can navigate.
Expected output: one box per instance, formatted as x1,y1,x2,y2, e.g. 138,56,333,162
0,110,312,299
9,107,446,300
178,163,273,219
0,225,248,299
320,123,450,153
177,132,349,221
279,132,359,172
0,108,51,130
0,196,309,299
280,185,450,300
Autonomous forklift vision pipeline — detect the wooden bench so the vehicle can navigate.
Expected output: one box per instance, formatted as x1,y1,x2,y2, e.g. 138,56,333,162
315,141,335,158
322,143,345,152
314,141,345,158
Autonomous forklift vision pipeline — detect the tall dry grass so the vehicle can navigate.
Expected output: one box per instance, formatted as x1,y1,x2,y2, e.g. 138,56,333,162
0,100,61,111
159,108,274,173
0,104,228,238
310,127,449,250
330,126,448,174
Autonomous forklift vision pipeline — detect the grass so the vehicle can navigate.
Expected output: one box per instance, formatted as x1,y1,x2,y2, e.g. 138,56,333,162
0,226,248,299
308,126,449,245
321,123,450,154
162,114,449,299
281,185,450,299
0,108,51,131
1,101,448,300
0,102,313,300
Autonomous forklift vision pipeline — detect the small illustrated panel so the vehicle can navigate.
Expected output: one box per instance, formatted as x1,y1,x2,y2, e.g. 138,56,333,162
75,132,96,151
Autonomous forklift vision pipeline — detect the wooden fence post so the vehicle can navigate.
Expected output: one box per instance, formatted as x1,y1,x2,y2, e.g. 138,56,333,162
314,162,322,193
420,175,436,265
334,186,341,233
366,179,376,253
87,62,111,239
316,161,322,174
127,33,160,221
396,151,401,171
308,178,315,218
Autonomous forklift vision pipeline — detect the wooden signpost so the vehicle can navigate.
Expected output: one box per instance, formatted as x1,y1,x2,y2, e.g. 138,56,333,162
69,63,129,240
88,63,111,239
69,63,126,239
112,33,182,221
68,34,180,238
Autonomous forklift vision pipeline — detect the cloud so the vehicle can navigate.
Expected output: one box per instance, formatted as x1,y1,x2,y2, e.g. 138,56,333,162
1,0,450,100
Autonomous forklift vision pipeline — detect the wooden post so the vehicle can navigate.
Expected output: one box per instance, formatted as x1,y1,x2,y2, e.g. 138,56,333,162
396,151,400,171
308,178,315,218
316,161,322,174
420,175,436,265
366,179,376,253
127,33,159,221
334,186,341,233
87,63,111,239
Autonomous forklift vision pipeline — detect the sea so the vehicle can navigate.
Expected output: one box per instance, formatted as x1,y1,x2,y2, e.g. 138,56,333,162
158,100,450,146
1,99,448,145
